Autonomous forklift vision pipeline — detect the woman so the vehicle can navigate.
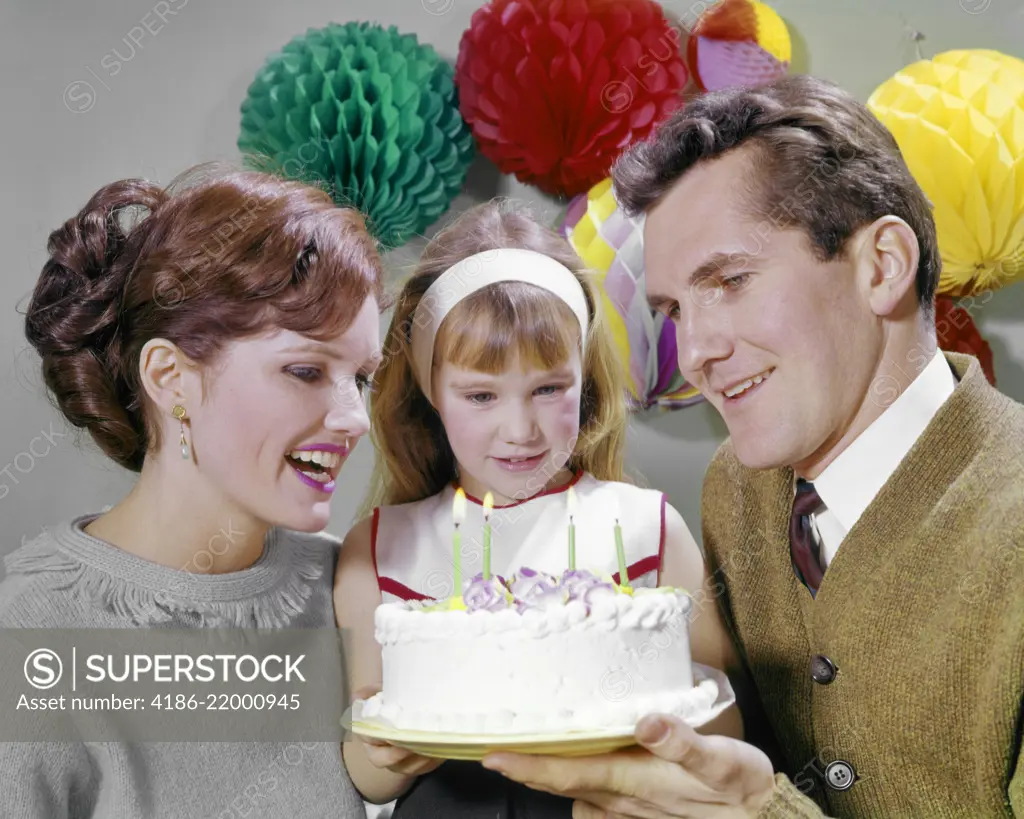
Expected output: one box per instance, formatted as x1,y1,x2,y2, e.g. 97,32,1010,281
1,164,384,818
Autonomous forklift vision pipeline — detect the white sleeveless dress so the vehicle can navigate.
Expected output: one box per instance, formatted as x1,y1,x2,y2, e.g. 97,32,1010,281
372,471,666,602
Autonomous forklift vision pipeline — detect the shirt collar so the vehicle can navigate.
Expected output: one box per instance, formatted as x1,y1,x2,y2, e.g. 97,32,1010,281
813,349,957,532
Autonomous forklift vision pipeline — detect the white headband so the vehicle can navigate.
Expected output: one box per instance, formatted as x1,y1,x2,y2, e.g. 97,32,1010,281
409,248,590,405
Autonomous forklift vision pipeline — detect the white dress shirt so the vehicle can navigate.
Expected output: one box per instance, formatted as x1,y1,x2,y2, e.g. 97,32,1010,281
810,349,957,569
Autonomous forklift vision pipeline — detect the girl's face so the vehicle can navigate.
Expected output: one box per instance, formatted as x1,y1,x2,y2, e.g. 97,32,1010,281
433,349,583,505
185,296,381,533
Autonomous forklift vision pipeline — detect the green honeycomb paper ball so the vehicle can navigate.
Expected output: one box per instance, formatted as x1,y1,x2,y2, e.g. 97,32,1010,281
238,22,475,249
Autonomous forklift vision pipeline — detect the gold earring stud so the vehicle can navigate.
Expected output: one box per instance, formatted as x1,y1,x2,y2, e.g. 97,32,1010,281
172,404,189,460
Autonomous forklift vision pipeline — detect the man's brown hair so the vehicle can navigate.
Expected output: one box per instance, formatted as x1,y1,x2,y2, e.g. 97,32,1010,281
611,74,940,315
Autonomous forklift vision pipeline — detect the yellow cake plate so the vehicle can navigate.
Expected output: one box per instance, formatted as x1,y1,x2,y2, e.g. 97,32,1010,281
347,664,734,760
350,722,642,759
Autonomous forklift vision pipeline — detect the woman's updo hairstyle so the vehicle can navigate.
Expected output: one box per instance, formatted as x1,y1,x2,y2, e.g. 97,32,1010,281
24,164,384,472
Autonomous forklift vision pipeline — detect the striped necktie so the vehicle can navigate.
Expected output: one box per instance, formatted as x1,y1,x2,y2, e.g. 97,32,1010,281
790,479,825,595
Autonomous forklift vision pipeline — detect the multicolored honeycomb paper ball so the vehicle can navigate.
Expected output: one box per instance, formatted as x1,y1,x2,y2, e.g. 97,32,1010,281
686,0,791,92
560,178,704,411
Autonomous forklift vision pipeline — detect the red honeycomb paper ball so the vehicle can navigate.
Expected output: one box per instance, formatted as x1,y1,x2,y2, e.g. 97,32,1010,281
935,295,997,386
455,0,689,197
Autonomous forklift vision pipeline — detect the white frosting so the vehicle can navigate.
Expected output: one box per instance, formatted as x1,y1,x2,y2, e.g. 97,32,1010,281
368,588,706,734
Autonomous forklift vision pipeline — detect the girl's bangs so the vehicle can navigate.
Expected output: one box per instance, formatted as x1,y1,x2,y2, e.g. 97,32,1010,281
434,283,582,373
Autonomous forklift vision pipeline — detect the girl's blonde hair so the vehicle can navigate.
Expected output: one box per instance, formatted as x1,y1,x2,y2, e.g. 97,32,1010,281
361,201,628,513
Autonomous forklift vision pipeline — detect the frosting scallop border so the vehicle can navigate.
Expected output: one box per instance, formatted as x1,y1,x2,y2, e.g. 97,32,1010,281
357,675,721,735
375,589,692,644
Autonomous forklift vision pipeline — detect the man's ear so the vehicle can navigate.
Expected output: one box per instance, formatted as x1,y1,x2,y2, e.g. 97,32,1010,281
853,216,921,318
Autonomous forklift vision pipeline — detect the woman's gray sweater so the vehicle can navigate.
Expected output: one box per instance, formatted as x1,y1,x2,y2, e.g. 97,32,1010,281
0,515,366,819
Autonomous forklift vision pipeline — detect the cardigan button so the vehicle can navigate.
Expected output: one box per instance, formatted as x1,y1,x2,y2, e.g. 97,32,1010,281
824,760,856,791
810,654,837,684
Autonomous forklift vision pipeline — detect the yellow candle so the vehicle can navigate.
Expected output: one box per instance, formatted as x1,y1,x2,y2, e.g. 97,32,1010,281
614,517,629,588
452,488,466,597
482,492,493,581
567,486,578,570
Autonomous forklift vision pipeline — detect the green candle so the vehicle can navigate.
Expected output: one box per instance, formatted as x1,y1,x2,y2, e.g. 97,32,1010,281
482,492,493,581
454,525,462,592
453,488,466,597
567,486,577,570
614,517,629,588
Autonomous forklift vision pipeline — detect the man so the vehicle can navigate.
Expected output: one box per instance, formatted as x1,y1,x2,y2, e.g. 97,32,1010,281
481,74,1024,817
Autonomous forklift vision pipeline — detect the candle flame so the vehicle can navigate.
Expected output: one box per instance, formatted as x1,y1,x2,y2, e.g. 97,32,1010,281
453,487,467,524
482,491,494,519
567,485,578,518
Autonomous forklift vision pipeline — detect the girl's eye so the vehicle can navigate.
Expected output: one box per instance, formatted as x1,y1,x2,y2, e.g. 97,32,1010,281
722,273,749,290
356,373,376,394
467,392,494,405
535,385,563,396
287,366,322,383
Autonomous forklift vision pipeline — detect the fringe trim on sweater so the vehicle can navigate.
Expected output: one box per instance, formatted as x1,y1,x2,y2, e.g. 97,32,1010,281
3,530,327,629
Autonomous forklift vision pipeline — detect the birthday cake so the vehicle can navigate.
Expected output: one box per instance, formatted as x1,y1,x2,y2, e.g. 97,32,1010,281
359,568,721,735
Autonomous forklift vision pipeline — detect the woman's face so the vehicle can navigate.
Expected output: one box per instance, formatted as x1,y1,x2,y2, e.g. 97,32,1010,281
185,296,381,533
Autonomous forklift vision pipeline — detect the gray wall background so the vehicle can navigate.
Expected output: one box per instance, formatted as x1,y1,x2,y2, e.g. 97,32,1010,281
3,0,1023,565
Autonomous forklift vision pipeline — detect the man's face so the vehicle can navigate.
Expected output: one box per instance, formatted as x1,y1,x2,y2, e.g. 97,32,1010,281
643,148,883,474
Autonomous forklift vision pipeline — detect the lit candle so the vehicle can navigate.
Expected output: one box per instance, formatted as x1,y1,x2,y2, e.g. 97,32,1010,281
614,517,629,588
482,492,493,581
567,486,578,570
452,488,467,598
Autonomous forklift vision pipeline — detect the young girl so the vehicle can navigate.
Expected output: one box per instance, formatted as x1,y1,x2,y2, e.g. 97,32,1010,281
334,202,742,816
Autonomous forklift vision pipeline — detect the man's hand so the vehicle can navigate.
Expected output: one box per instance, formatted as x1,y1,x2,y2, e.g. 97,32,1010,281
481,713,775,819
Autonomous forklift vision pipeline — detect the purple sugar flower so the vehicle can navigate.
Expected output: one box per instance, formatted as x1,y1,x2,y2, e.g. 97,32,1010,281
461,571,508,593
517,584,570,611
580,582,617,607
462,573,513,612
508,567,560,602
558,568,600,596
559,569,616,606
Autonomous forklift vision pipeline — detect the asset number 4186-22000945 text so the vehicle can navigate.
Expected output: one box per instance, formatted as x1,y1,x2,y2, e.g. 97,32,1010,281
151,693,302,711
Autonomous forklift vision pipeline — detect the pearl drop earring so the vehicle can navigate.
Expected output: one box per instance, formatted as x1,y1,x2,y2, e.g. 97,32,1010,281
171,405,189,460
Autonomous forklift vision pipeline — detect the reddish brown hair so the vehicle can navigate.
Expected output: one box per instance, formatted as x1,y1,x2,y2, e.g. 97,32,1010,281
24,164,385,472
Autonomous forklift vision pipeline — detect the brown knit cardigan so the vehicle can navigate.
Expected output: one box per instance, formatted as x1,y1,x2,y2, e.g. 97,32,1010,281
700,353,1024,818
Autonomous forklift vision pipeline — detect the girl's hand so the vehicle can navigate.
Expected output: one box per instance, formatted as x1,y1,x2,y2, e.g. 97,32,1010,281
358,735,445,776
351,685,444,777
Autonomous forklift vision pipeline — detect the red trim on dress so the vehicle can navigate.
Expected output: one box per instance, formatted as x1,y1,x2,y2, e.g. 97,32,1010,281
370,507,381,589
378,576,436,602
454,469,584,509
657,493,667,586
613,555,661,586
